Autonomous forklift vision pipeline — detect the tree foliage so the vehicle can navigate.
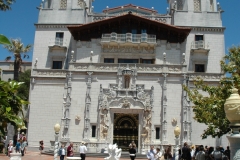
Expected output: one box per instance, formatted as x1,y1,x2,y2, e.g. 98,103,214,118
4,38,31,80
18,69,31,101
0,81,29,136
184,46,240,139
0,0,16,11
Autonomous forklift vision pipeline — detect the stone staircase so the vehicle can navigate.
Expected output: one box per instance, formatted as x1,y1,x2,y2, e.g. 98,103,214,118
43,151,147,159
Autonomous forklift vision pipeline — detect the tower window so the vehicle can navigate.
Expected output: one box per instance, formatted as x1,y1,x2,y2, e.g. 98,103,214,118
118,59,139,63
195,35,203,41
194,0,201,11
177,0,183,10
60,0,67,9
195,64,205,72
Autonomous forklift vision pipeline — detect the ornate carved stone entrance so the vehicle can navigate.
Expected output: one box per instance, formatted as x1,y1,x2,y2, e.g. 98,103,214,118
113,113,138,151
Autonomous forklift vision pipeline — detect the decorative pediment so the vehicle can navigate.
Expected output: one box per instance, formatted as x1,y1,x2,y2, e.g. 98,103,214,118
102,4,158,15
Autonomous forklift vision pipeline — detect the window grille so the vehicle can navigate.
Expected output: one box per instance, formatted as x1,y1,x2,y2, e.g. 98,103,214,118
177,0,183,10
60,0,67,9
194,0,201,11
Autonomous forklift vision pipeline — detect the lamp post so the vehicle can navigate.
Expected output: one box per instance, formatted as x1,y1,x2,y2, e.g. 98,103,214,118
54,123,61,160
174,126,181,160
90,51,93,62
224,88,240,160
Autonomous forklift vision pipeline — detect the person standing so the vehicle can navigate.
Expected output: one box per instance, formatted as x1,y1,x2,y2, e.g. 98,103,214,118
58,144,66,160
67,142,74,157
8,142,13,157
224,146,230,160
211,146,223,160
15,139,21,153
147,145,156,160
195,145,205,160
164,146,173,160
129,144,137,160
79,142,87,160
155,148,162,160
21,138,27,156
182,142,191,160
39,140,44,155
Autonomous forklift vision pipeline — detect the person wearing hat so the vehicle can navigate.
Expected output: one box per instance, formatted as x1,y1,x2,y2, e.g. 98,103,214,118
79,141,87,160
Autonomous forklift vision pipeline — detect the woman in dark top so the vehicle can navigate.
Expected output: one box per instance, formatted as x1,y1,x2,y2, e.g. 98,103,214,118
129,144,137,160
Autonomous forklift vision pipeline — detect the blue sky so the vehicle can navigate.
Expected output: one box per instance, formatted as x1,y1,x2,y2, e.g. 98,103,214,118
0,0,240,62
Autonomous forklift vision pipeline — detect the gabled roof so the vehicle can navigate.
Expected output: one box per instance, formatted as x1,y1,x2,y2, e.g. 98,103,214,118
102,4,158,15
68,12,191,43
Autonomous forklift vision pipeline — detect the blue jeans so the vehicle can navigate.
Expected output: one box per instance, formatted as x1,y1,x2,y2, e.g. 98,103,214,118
60,155,65,160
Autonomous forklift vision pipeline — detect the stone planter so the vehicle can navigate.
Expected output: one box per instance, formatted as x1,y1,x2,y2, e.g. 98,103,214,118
224,88,240,127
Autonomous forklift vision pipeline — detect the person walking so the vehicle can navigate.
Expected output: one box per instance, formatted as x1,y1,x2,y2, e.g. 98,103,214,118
129,144,137,160
8,142,13,157
39,140,44,155
67,142,74,157
58,144,66,160
21,138,27,156
182,142,191,160
79,142,87,160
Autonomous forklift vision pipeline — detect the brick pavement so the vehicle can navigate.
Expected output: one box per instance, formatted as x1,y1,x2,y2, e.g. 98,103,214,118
0,151,143,160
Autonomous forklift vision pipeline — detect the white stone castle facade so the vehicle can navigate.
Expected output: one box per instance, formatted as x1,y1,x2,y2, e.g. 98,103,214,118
28,0,228,152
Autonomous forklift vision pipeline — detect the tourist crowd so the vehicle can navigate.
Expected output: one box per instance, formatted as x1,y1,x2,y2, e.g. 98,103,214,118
146,142,230,160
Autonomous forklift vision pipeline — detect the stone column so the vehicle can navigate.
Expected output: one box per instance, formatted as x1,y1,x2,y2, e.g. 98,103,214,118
83,71,93,141
182,74,192,144
61,72,72,142
162,73,168,144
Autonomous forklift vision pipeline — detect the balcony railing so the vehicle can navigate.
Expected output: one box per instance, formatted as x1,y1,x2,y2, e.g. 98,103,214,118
191,40,209,49
48,38,67,51
49,38,67,47
101,33,156,44
191,40,210,54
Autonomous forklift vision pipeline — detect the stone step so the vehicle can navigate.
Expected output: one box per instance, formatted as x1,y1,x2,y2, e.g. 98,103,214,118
43,151,147,159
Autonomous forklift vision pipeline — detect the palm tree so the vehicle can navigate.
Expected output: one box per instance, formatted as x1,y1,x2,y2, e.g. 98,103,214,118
4,39,31,81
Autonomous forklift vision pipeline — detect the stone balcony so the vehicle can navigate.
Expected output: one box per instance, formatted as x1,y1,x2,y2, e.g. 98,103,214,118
191,40,210,54
48,38,68,51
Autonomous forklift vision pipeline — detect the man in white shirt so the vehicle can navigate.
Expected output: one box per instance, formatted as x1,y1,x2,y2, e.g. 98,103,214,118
147,145,156,160
79,141,87,160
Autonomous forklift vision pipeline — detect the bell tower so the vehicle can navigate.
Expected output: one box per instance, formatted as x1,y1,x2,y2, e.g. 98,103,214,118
38,0,94,24
168,0,223,27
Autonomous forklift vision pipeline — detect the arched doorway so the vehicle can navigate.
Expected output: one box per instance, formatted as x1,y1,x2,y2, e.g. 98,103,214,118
113,113,138,151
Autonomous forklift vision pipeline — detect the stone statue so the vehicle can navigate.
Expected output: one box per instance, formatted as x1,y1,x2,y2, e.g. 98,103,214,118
104,144,122,160
233,149,240,160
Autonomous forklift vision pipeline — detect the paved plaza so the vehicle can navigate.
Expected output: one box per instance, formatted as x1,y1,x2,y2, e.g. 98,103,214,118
0,151,144,160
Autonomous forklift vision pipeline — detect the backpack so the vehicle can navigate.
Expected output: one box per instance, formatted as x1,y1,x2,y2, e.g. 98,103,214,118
213,151,222,160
